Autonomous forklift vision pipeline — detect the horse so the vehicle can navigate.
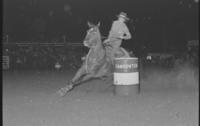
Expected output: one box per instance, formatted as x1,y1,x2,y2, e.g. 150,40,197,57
57,22,130,96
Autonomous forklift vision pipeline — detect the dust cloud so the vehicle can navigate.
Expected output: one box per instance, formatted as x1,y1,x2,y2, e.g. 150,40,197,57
140,61,199,91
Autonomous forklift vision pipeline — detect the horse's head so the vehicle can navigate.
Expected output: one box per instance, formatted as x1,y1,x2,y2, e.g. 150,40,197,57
83,22,102,48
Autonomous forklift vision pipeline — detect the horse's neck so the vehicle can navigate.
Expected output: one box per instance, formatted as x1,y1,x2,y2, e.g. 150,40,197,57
96,39,103,50
87,38,104,59
93,33,103,51
87,30,105,58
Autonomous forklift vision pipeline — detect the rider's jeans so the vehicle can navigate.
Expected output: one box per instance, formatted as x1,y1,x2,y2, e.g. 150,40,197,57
110,40,122,60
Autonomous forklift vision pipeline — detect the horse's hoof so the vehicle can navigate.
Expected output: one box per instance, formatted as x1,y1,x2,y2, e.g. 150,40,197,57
57,85,73,97
57,88,67,97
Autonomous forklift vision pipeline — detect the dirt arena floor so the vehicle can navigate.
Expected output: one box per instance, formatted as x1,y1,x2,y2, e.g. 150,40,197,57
3,64,199,126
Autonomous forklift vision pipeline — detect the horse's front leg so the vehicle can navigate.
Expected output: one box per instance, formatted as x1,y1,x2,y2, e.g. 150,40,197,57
57,65,87,96
75,73,95,85
71,65,87,84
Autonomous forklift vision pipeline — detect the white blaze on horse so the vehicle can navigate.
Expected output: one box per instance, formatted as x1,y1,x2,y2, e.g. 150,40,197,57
57,22,130,96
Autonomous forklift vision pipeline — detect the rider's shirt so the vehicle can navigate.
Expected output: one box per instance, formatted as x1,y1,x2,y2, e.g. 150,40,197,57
108,20,131,41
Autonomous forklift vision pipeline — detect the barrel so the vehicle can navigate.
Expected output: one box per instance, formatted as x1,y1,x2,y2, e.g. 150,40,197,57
114,57,139,96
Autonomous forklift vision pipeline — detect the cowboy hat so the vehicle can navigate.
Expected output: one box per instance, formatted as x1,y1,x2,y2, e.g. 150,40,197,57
117,12,130,20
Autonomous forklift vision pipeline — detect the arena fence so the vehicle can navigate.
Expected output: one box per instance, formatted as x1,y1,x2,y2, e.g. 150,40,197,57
3,42,83,47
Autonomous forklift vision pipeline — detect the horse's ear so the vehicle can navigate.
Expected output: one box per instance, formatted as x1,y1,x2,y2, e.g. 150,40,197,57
87,21,93,28
97,22,101,27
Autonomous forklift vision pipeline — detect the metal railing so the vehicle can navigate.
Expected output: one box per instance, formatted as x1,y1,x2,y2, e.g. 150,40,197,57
3,41,83,47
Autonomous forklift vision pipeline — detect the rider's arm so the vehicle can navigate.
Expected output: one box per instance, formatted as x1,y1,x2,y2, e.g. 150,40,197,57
121,24,131,40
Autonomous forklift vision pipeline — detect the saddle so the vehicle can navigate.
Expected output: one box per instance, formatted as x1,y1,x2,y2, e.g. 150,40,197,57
104,45,130,65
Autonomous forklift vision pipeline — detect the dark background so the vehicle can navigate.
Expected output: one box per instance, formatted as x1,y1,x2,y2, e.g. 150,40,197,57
3,0,199,51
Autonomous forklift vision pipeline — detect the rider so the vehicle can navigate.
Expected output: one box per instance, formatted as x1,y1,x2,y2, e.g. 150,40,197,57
104,12,132,60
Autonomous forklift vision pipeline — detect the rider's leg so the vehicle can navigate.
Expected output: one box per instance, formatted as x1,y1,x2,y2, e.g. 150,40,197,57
110,40,122,61
120,47,130,57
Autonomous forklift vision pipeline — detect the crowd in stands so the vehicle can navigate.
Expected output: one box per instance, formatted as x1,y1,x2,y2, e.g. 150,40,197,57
3,44,88,71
